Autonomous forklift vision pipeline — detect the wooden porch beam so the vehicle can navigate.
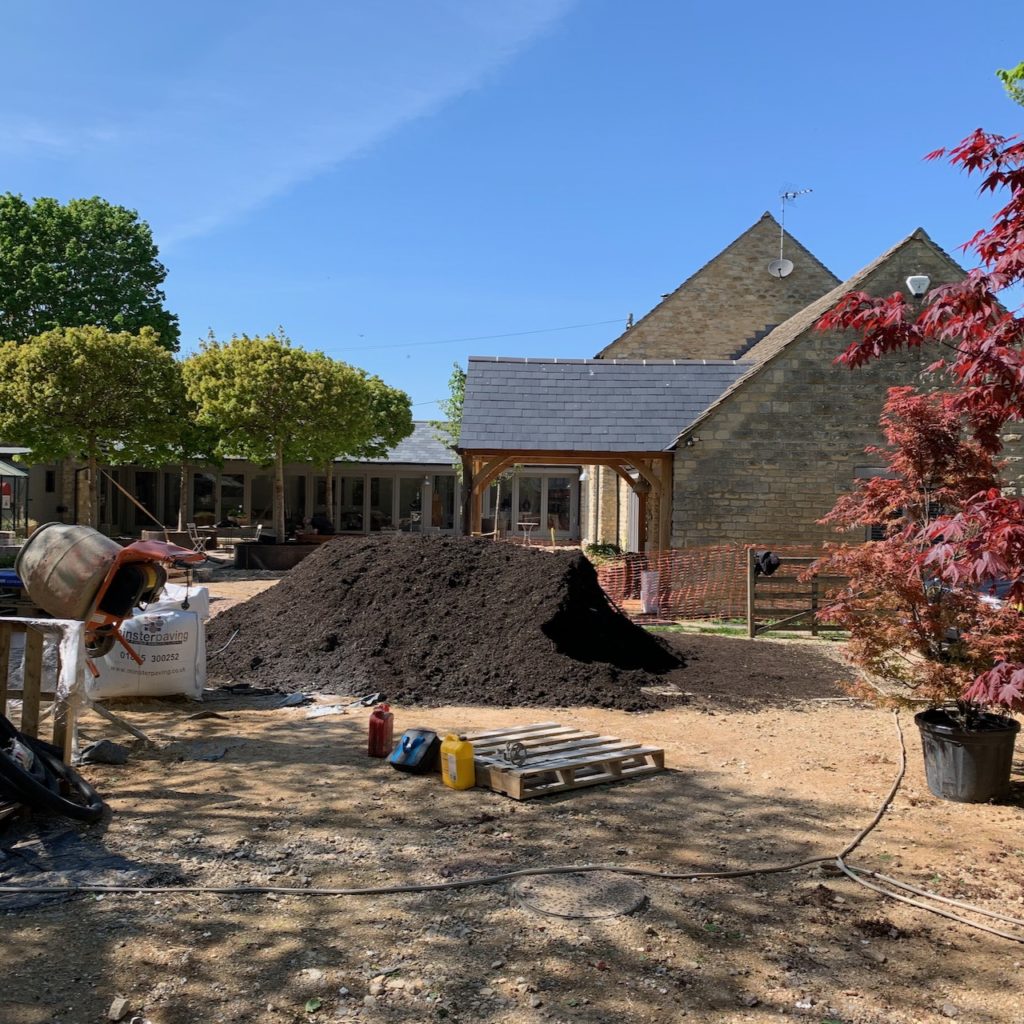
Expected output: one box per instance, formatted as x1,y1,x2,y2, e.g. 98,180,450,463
473,456,518,496
458,449,668,463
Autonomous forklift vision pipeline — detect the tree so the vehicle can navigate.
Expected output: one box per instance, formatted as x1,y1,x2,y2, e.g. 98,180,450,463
816,125,1024,710
0,326,183,525
351,373,415,459
165,415,224,532
997,62,1024,107
814,388,1024,707
431,361,466,464
0,194,179,349
295,360,412,524
183,331,412,540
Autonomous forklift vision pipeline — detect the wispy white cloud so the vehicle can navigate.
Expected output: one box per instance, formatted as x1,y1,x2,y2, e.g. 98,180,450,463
0,116,119,155
0,1,574,244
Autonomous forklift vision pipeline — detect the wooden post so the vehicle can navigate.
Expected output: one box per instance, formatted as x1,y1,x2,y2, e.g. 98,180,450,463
634,478,650,552
746,548,757,638
52,694,74,762
810,572,819,637
460,453,473,536
21,626,43,739
658,455,673,550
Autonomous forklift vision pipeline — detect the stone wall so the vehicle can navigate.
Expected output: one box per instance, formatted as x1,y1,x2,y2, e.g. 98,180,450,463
671,235,975,549
598,214,837,362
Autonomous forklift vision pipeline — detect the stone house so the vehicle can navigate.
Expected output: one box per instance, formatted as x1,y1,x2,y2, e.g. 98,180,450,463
17,422,461,537
459,213,991,551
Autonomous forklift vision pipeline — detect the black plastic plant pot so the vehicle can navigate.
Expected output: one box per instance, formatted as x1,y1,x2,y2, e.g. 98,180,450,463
915,709,1020,803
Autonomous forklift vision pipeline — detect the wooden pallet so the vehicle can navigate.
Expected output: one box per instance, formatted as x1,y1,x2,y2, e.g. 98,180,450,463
465,721,665,800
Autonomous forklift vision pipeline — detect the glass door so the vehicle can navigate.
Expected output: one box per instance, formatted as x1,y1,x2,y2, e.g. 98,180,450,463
338,476,365,532
369,477,394,531
134,471,158,528
398,477,424,532
430,475,456,531
544,476,572,537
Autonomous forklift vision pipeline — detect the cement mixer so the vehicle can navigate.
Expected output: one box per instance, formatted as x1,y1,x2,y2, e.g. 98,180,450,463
15,523,207,665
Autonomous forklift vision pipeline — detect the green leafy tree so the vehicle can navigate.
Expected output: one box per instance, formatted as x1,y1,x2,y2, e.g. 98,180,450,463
997,61,1024,106
0,194,179,349
351,373,415,459
295,359,411,524
167,416,224,532
431,361,466,474
0,326,183,525
183,331,412,540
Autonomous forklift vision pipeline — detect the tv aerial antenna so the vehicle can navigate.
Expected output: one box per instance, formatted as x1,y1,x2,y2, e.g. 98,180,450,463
767,187,813,278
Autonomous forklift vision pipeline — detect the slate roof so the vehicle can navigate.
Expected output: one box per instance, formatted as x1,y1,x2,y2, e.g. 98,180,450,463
667,227,966,449
459,357,747,452
351,421,452,466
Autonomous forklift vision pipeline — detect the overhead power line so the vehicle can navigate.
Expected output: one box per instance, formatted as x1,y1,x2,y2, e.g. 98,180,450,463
337,317,624,353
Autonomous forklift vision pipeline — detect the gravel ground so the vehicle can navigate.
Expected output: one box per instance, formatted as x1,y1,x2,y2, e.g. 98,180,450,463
3,569,1021,1024
3,687,1024,1024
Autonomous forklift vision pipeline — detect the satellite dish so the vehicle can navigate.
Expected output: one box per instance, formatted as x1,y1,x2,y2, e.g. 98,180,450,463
767,258,794,279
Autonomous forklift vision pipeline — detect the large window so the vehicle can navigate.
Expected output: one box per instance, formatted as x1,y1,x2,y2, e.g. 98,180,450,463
251,476,273,523
339,476,364,531
431,475,456,530
162,472,181,527
221,474,245,522
193,471,216,523
134,471,158,528
369,477,393,531
546,476,571,532
398,477,423,532
517,476,542,521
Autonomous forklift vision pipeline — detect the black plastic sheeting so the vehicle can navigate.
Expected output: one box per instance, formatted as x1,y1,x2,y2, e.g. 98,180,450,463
0,823,161,911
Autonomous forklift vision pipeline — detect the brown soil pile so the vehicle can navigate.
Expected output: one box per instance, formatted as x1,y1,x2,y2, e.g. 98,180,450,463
206,534,681,709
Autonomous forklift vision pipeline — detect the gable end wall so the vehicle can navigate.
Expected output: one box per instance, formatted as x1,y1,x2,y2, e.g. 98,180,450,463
671,238,965,548
601,216,838,361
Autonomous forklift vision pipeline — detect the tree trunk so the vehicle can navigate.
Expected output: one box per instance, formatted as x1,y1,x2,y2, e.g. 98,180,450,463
177,461,190,531
87,452,99,528
324,462,335,529
274,442,286,541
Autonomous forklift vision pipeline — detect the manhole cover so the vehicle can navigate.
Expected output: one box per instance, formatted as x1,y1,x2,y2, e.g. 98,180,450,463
510,871,647,920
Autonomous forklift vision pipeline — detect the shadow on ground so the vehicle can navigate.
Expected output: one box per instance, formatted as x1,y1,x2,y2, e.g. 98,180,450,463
1,701,1017,1024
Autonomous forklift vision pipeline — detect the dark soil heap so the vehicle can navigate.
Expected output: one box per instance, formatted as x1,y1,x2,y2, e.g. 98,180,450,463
206,534,680,709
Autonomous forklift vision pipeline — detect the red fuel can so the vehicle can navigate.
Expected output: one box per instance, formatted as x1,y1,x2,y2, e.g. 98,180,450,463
368,703,394,758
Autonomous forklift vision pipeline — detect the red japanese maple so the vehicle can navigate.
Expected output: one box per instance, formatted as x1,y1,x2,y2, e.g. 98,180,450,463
816,129,1024,713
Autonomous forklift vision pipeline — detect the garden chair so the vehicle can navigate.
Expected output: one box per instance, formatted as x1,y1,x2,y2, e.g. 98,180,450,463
185,522,206,553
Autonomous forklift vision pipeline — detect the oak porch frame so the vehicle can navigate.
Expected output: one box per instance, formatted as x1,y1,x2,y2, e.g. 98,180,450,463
458,449,674,551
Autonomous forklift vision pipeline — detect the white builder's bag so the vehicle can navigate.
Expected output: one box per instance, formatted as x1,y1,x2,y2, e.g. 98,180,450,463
88,584,209,700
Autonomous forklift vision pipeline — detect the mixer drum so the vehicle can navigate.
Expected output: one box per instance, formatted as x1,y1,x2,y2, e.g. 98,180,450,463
14,523,123,620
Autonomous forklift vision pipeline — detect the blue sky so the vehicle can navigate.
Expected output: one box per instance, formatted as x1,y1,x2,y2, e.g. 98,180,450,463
3,1,1022,414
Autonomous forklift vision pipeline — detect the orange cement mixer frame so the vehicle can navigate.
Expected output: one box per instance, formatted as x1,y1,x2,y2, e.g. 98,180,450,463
83,539,207,675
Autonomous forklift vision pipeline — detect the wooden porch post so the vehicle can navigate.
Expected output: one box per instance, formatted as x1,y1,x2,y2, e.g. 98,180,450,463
659,455,673,550
460,453,473,536
635,479,650,552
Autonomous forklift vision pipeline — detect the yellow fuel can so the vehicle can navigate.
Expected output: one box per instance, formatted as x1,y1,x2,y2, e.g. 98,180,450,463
440,734,475,791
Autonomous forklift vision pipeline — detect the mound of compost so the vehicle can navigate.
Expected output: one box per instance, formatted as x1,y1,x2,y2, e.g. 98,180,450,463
206,534,680,709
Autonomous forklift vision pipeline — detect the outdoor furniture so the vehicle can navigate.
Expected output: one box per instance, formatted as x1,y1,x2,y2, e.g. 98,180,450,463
517,515,540,547
186,522,206,553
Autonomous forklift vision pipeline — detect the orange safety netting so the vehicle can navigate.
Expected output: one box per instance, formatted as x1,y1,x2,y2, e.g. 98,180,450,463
594,543,824,623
